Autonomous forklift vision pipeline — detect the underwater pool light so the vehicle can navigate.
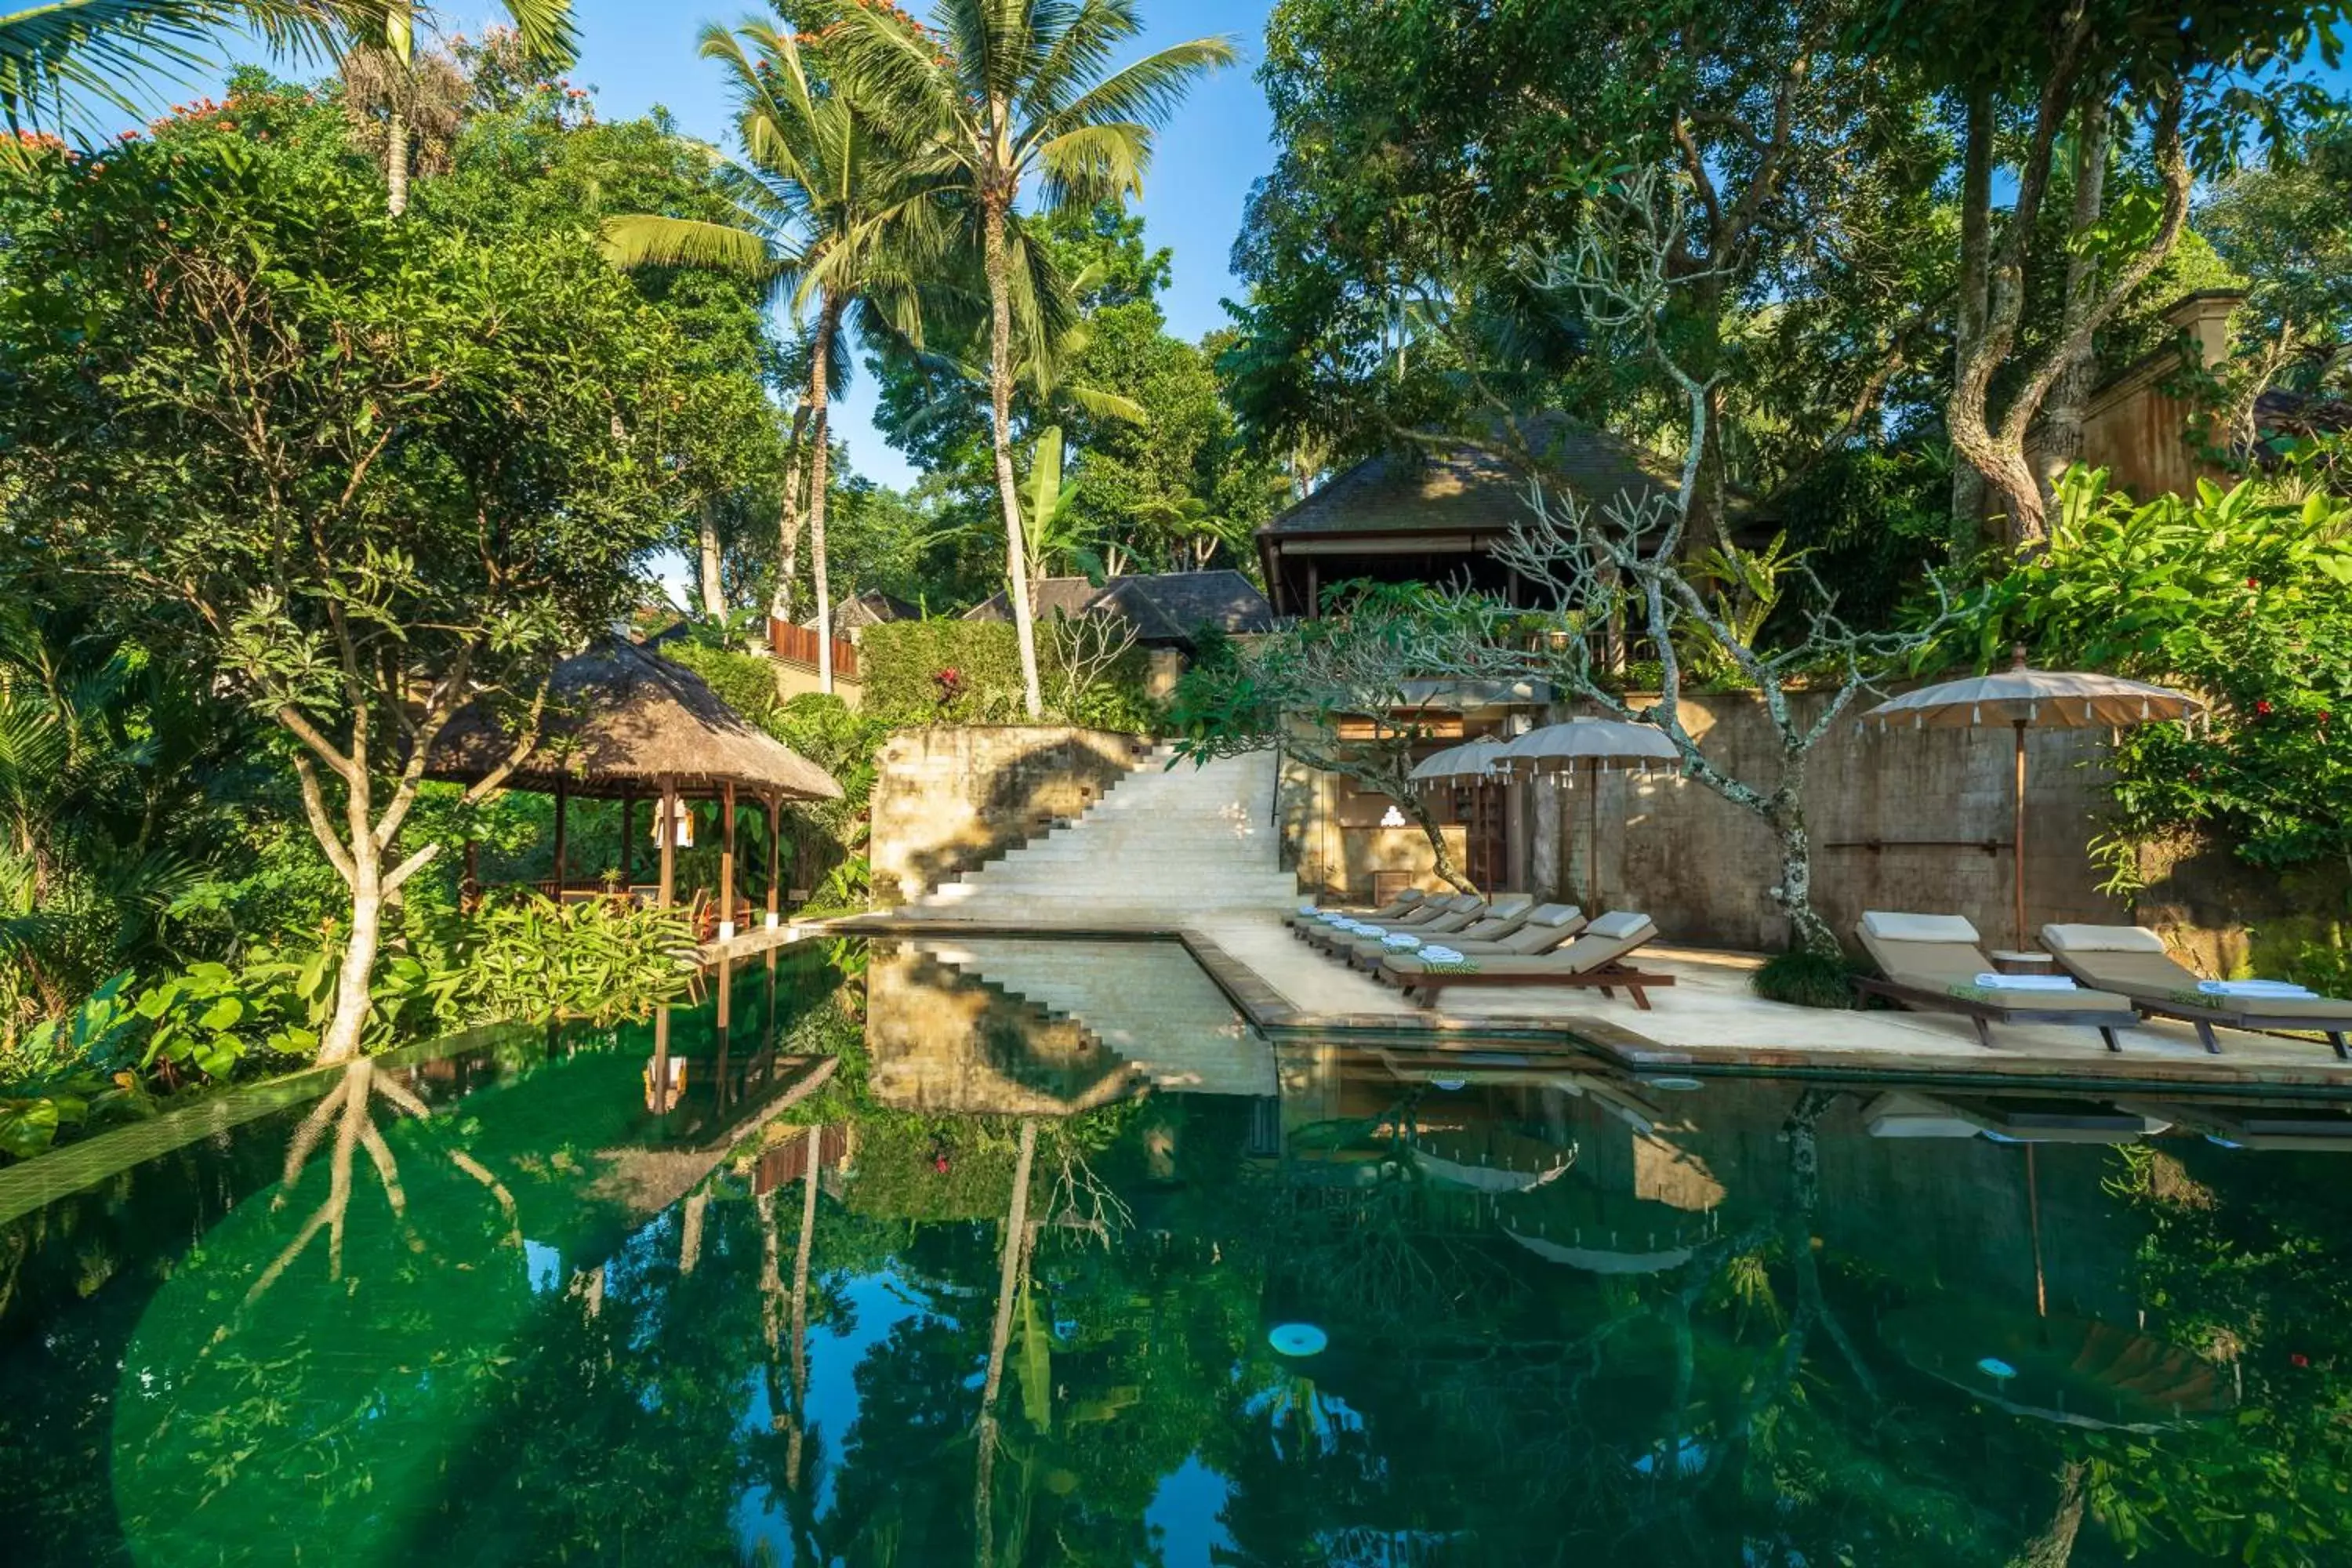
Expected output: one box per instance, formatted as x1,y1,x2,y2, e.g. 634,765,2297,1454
1976,1356,2019,1381
1269,1323,1329,1357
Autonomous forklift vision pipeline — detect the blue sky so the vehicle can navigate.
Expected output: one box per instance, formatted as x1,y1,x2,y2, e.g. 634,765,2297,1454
549,0,1279,491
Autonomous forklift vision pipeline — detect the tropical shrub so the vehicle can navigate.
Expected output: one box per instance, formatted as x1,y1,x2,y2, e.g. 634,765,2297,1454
860,617,1155,731
1751,949,1869,1011
1949,469,2352,880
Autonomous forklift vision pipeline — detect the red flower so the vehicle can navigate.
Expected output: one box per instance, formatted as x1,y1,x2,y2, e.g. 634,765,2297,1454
2246,576,2260,589
2292,1352,2311,1368
2256,699,2274,717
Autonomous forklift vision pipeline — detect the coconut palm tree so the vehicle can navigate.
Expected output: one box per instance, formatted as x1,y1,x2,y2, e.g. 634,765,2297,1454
603,21,943,697
0,0,374,140
831,0,1234,717
362,0,572,215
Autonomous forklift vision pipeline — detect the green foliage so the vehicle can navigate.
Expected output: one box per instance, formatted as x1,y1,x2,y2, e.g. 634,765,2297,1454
403,895,700,1029
1947,468,2352,875
1751,949,1869,1011
860,618,1154,732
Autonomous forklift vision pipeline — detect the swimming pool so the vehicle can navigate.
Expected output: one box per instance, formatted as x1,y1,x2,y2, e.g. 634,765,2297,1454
1,937,2344,1565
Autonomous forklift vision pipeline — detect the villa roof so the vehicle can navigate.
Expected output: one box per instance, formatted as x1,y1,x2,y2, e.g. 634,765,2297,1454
426,638,842,803
964,570,1275,646
803,590,918,633
1260,426,1681,541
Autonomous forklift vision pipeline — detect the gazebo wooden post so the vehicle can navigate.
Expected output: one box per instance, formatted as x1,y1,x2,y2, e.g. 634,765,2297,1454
619,789,633,891
551,772,569,898
657,775,678,910
720,782,737,938
765,793,782,925
651,1005,671,1117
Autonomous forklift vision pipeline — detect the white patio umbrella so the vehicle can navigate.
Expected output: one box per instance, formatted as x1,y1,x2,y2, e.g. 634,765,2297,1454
1858,648,2205,951
1499,718,1682,909
1408,737,1514,783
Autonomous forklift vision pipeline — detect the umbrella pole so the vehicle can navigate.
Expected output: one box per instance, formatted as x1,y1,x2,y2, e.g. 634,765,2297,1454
1587,758,1601,911
2013,720,2029,952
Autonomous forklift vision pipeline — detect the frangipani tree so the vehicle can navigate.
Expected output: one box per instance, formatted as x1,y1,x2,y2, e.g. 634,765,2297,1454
0,107,680,1064
604,21,944,695
832,0,1235,717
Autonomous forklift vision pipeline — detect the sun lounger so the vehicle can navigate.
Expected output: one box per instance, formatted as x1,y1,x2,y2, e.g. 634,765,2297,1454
1851,912,2140,1051
1336,894,1537,967
1286,887,1425,934
1345,902,1585,971
1305,893,1483,953
2042,924,2352,1060
1377,911,1673,1008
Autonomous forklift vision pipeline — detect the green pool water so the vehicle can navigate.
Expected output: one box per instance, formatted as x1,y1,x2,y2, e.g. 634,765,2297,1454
4,936,2350,1566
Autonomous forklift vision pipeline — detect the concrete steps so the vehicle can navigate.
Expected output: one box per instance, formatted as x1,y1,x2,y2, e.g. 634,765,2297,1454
917,937,1276,1097
913,746,1297,923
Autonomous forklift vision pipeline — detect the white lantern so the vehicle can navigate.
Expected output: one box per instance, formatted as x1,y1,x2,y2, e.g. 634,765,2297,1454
650,804,694,848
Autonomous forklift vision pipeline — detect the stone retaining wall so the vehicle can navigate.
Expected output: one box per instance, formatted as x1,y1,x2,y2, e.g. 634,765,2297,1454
869,725,1150,906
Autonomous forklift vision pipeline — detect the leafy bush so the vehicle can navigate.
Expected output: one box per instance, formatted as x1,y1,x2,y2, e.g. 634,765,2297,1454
661,639,786,730
404,895,701,1028
1751,949,1868,1010
1948,468,2352,877
0,898,699,1162
859,616,1155,732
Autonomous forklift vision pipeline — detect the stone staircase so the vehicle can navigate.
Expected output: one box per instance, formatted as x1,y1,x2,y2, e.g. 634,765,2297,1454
916,936,1277,1097
913,746,1298,923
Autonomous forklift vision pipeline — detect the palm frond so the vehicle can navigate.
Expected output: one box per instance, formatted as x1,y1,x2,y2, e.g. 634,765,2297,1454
1024,34,1235,149
598,213,782,280
0,0,376,140
493,0,575,71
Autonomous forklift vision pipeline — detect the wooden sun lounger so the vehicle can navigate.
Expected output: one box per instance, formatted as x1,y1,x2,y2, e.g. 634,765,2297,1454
1378,916,1670,1009
1397,960,1677,1010
1849,975,2139,1052
1854,913,2140,1051
2041,924,2352,1059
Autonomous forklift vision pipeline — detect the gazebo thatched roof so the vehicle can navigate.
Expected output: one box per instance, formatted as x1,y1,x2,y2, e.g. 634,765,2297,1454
427,639,841,803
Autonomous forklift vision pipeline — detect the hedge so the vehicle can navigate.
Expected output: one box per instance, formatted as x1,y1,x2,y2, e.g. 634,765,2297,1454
860,616,1156,733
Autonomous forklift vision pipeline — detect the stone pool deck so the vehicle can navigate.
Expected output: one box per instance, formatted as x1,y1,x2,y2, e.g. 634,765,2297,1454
833,909,2352,1098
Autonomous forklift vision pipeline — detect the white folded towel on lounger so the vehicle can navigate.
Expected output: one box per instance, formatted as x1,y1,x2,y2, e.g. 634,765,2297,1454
2198,979,2318,999
1971,973,2079,991
1354,924,1386,937
1382,933,1421,949
1298,902,1319,915
1419,946,1465,964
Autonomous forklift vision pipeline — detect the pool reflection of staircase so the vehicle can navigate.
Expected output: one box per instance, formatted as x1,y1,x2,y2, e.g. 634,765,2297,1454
920,937,1277,1097
915,746,1297,921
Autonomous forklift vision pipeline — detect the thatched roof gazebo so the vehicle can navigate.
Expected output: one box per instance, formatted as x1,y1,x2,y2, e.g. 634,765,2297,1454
428,639,841,925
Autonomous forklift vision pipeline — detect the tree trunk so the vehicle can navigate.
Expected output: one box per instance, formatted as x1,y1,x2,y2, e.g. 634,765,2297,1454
1768,768,1838,959
318,855,383,1065
2010,1461,2089,1568
982,200,1045,719
2038,93,2111,502
806,293,844,696
1950,85,1994,550
697,497,728,621
1400,789,1476,895
386,108,411,216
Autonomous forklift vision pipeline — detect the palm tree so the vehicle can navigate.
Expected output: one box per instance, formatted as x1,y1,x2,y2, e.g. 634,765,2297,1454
603,22,942,697
364,0,572,215
0,0,373,141
833,0,1234,717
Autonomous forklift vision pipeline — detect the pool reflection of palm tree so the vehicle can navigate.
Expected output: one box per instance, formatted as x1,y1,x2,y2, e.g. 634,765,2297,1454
757,1121,829,1562
974,1118,1040,1568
